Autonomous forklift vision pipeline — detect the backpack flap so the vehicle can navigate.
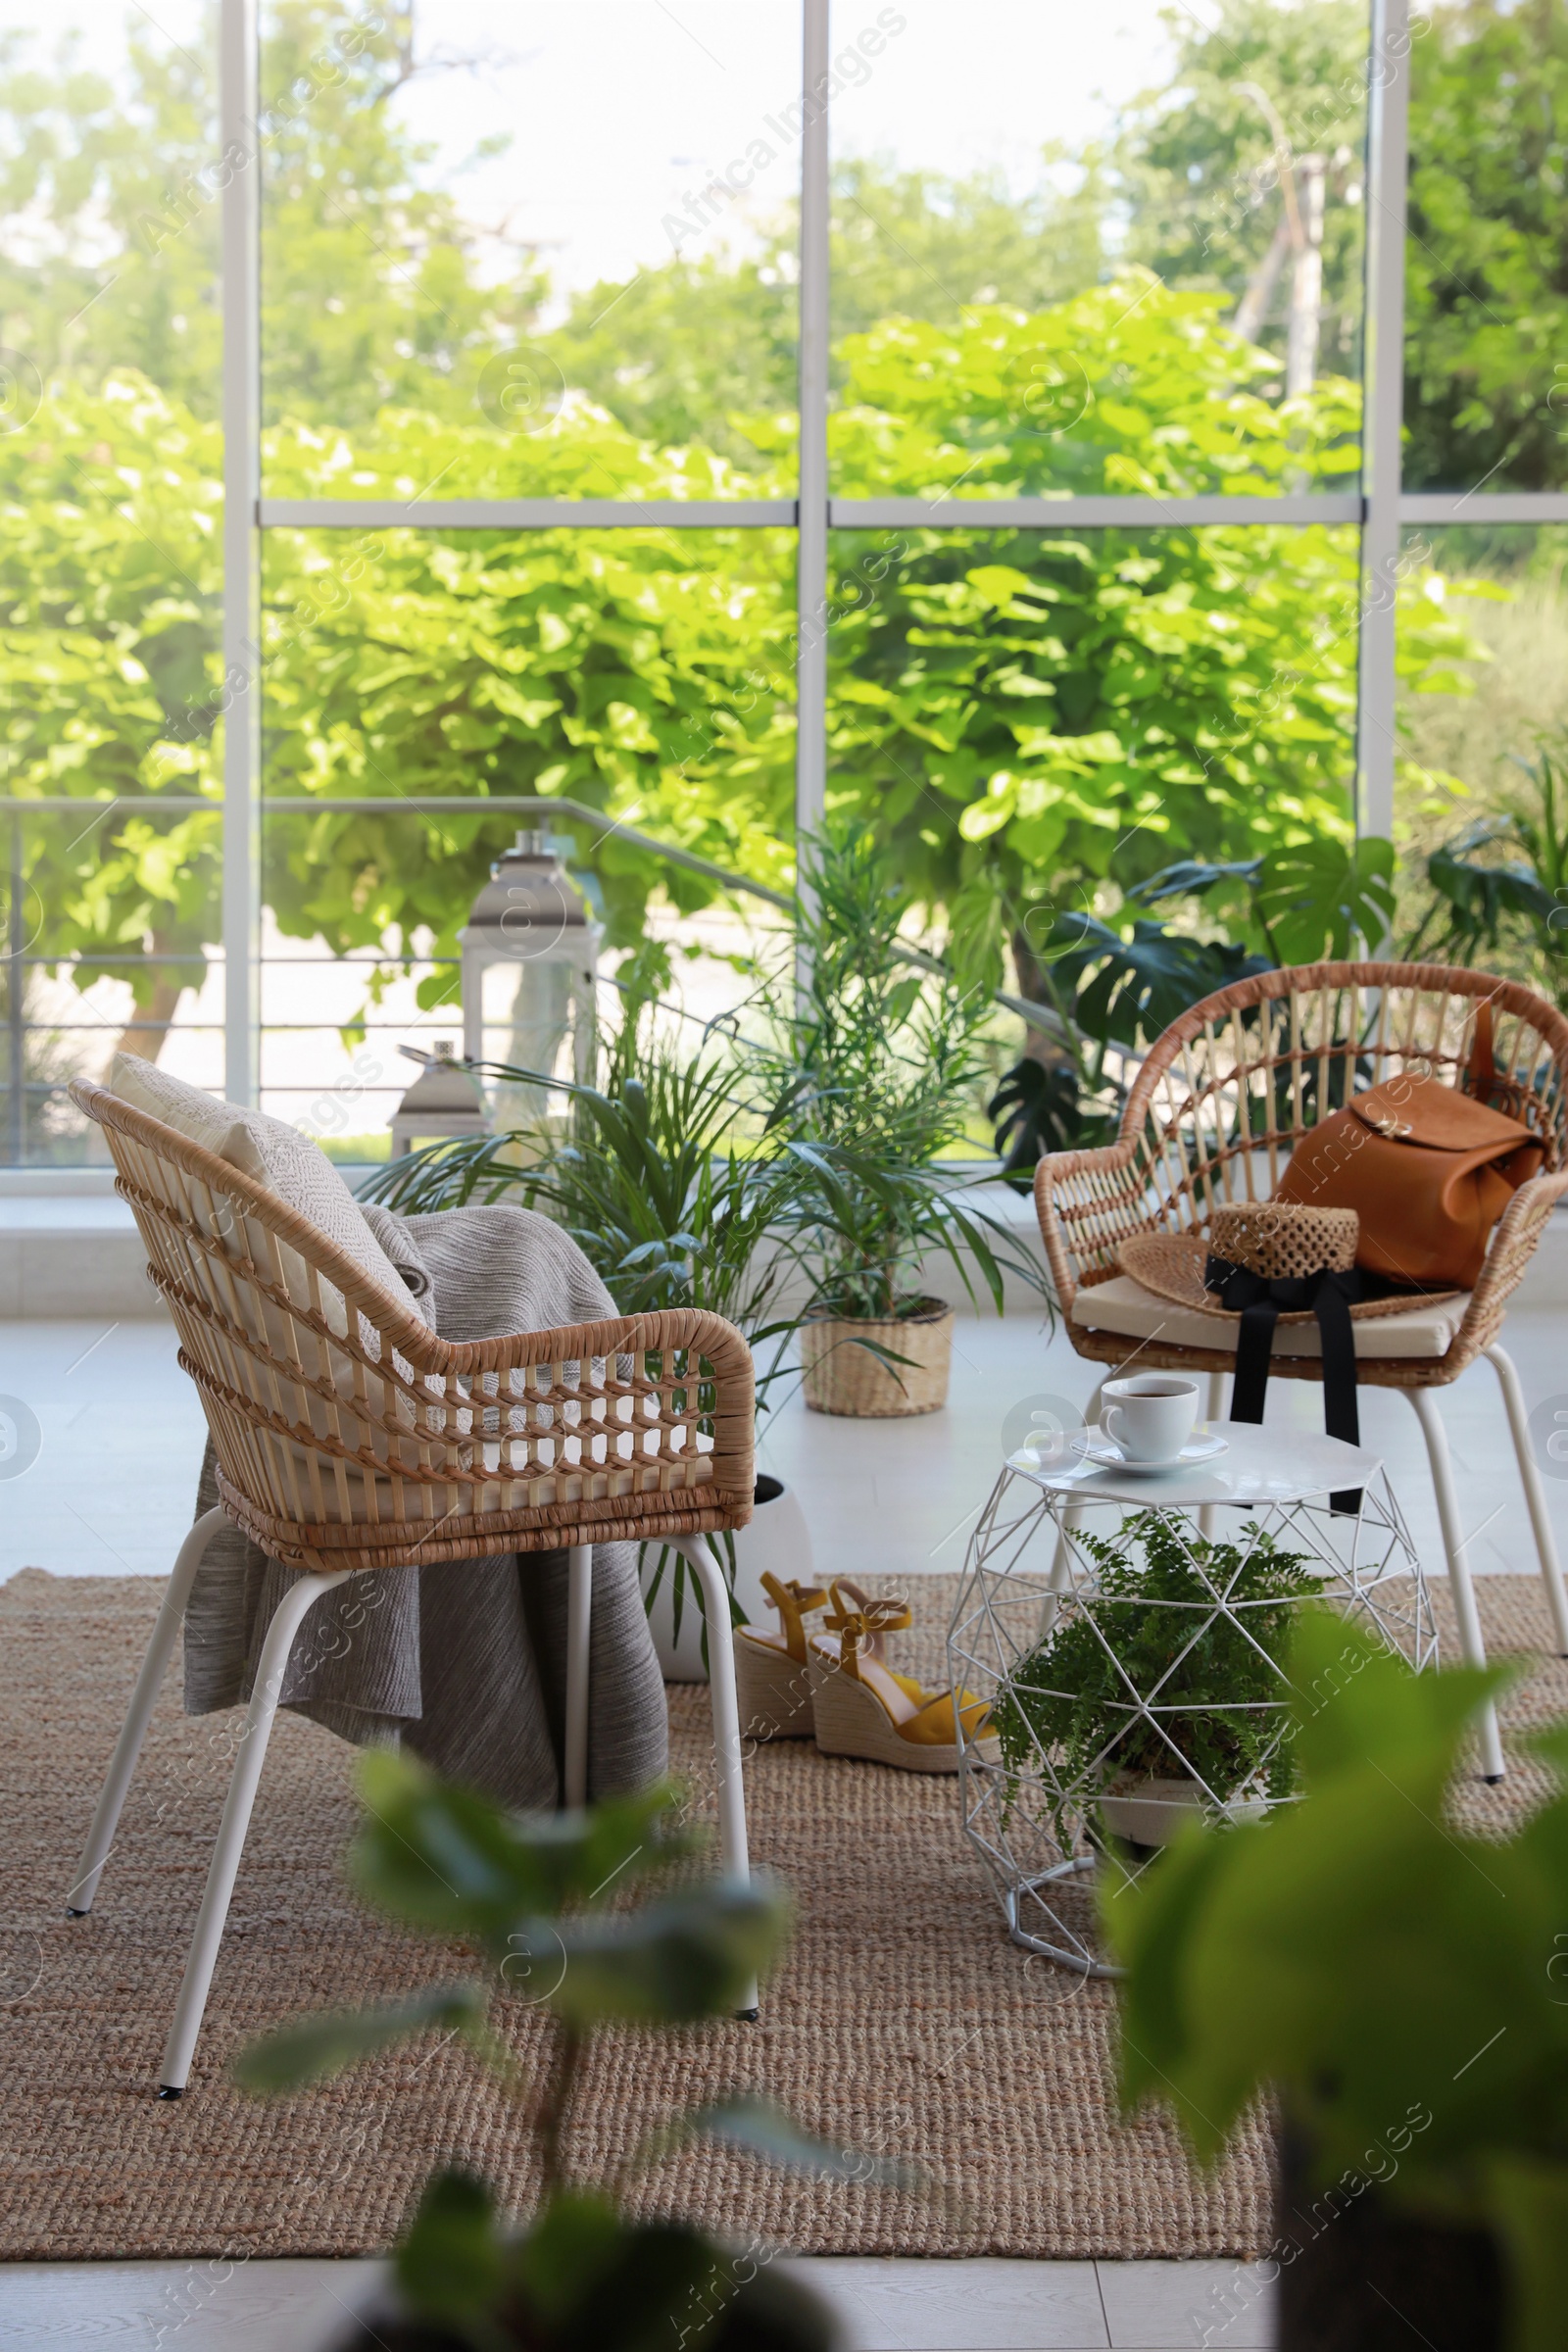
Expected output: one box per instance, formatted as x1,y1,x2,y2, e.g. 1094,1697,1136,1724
1275,1071,1543,1290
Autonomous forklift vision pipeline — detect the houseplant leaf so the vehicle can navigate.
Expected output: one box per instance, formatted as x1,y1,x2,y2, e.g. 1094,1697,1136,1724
536,1880,791,2029
393,2168,514,2352
1053,913,1267,1049
1483,2157,1568,2352
511,2191,838,2352
351,1752,695,1944
1107,1610,1553,2211
231,1983,488,2096
505,2188,629,2333
1125,858,1265,906
1253,836,1396,963
1105,1611,1517,2151
689,2093,925,2192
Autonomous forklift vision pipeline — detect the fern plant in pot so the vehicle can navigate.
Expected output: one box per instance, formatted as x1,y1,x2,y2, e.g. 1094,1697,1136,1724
994,1511,1319,1854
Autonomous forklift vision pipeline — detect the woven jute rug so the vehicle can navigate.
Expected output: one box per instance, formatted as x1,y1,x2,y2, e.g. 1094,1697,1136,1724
0,1568,1562,2264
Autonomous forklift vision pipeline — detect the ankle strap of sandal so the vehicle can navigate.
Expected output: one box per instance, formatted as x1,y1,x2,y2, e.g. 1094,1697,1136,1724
760,1573,830,1662
822,1587,911,1677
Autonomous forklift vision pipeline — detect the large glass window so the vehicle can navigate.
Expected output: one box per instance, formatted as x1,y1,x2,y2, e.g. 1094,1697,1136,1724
258,2,802,494
828,518,1366,997
1404,0,1568,492
0,0,222,1158
6,0,1568,1164
257,521,796,1135
1396,520,1568,1019
1399,524,1568,800
829,0,1367,498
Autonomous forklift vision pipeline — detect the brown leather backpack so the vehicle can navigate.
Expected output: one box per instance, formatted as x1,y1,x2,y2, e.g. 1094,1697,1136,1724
1272,1005,1544,1290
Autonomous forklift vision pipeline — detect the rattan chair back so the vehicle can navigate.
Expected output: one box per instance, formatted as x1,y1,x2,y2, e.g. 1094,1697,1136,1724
72,1079,755,1573
1033,962,1568,1378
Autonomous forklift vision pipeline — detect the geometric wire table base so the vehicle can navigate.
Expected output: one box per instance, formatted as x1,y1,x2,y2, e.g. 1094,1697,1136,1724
950,1436,1435,1979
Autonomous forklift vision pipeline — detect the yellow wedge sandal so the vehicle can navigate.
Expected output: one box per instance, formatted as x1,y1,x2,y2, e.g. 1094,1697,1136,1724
808,1583,998,1774
733,1573,913,1740
733,1574,824,1740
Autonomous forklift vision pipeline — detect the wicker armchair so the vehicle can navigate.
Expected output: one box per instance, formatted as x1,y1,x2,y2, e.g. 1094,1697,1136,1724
63,1081,759,2095
1035,962,1568,1780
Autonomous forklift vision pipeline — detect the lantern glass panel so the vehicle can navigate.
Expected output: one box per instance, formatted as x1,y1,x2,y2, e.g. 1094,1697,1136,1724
476,953,585,1134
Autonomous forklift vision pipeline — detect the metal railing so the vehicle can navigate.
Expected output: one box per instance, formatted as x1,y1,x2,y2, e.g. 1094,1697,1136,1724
1,789,1064,1162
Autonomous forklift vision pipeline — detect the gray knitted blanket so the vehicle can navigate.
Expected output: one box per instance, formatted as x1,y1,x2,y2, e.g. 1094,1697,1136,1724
182,1200,668,1809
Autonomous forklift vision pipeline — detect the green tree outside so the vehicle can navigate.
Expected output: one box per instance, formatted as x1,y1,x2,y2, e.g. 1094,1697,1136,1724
4,280,1476,1052
0,0,1543,1109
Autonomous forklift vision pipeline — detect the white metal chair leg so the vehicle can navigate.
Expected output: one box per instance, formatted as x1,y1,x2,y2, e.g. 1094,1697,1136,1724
564,1544,592,1807
1406,1389,1506,1781
67,1505,229,1917
1484,1343,1568,1656
158,1567,350,2096
674,1531,757,2018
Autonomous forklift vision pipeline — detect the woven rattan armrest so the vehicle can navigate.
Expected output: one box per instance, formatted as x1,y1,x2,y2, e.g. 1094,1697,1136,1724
1451,1170,1568,1360
70,1079,758,1568
1032,1135,1150,1315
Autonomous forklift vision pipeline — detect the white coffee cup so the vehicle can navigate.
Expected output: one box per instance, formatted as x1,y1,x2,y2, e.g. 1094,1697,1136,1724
1100,1375,1200,1465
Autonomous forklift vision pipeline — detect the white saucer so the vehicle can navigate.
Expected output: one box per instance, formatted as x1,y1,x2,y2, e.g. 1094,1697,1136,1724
1071,1426,1230,1476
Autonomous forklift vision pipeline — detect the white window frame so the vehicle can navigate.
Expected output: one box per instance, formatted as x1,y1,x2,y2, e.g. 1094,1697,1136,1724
187,0,1552,1102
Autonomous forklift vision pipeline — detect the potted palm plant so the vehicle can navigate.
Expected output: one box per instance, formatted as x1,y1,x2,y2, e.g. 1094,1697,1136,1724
761,828,1048,1417
1106,1608,1568,2352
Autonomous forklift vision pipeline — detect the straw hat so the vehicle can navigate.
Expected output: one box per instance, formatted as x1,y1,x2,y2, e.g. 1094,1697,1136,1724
1118,1201,1461,1324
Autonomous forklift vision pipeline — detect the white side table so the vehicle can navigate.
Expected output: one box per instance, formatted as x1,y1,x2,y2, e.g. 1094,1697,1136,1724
949,1422,1436,1978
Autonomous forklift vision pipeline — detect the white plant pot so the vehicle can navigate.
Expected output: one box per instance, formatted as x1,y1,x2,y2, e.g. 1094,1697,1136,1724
641,1474,814,1683
1097,1773,1271,1848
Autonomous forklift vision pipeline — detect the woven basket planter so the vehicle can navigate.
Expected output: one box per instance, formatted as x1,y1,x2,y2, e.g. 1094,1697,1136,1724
799,1297,954,1417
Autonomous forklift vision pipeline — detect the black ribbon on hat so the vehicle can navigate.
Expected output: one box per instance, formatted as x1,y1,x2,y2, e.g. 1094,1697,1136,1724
1202,1253,1363,1514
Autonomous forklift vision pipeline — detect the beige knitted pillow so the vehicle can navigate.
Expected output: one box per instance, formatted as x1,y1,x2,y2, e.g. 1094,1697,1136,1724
106,1054,434,1333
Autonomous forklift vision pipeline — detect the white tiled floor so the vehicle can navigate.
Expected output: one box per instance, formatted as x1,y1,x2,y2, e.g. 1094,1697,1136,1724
0,1316,208,1582
4,1299,1565,2349
0,2254,1276,2349
7,1301,1568,1589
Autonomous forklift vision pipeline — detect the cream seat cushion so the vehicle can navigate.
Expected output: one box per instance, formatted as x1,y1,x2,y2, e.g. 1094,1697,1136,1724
1071,1274,1471,1361
106,1053,433,1332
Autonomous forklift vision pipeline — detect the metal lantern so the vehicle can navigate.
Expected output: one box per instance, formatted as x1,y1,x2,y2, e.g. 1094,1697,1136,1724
460,832,602,1134
389,1042,488,1159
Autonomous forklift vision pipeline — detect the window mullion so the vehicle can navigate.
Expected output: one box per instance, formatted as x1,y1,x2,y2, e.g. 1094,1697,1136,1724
220,0,261,1104
796,0,831,846
1356,0,1411,871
